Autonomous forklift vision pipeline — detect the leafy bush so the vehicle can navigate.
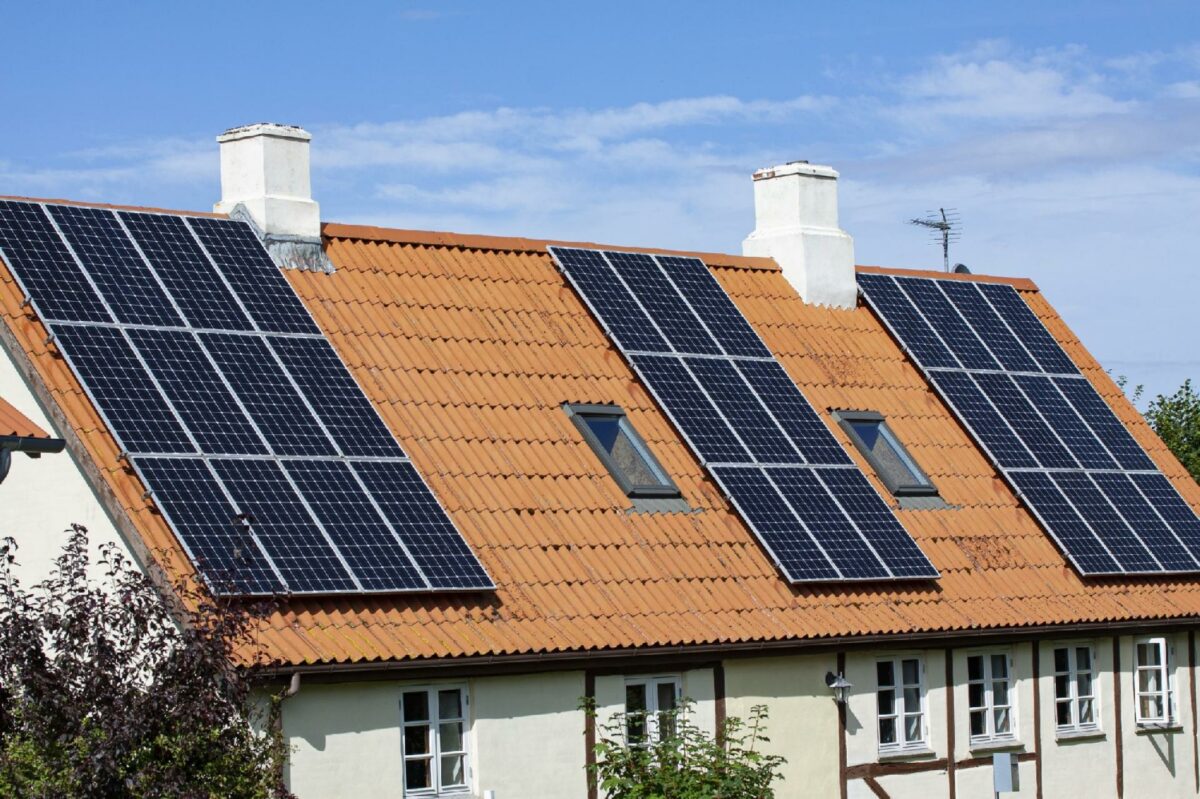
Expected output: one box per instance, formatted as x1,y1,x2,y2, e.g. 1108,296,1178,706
1145,379,1200,483
585,698,785,799
0,525,292,798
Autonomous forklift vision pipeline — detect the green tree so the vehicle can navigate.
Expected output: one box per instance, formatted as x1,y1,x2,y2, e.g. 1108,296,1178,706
584,698,786,799
1144,379,1200,483
0,525,292,798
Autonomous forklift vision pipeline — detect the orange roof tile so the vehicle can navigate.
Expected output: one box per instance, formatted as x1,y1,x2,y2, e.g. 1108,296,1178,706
2,205,1199,668
0,396,50,440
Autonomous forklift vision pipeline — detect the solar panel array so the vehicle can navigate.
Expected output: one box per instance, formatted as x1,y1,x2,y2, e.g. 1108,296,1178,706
859,272,1200,576
550,246,938,583
0,199,492,595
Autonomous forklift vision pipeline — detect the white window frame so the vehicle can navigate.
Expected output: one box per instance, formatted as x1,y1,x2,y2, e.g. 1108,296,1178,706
876,656,928,753
1134,636,1176,726
400,684,471,797
624,675,683,745
1052,644,1100,734
967,651,1017,744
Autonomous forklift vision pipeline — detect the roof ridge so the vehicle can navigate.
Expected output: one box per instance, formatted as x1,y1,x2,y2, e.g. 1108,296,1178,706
855,264,1039,292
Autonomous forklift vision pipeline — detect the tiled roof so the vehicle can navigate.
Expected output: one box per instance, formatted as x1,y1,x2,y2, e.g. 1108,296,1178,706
0,396,50,440
2,204,1199,668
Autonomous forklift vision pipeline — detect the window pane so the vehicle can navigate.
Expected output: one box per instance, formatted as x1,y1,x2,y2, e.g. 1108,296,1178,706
1076,647,1092,671
970,709,985,737
1055,674,1070,701
439,721,464,753
1139,669,1161,694
626,683,647,712
440,754,465,787
904,686,921,710
1056,700,1072,726
1054,647,1069,673
880,716,897,745
968,682,985,710
994,706,1011,734
439,689,462,720
968,655,983,682
904,714,922,743
1079,698,1094,725
582,415,670,488
657,682,678,713
878,690,895,716
1141,695,1163,720
993,680,1009,706
403,691,430,723
1138,642,1162,667
1077,672,1093,699
902,659,920,685
405,758,432,790
404,725,430,756
991,654,1008,679
847,419,930,490
877,661,895,687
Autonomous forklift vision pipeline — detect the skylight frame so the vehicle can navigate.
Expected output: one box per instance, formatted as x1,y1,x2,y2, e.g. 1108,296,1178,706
834,410,939,498
565,403,682,499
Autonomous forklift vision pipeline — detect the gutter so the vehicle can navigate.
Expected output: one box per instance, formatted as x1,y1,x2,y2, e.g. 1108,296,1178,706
257,615,1200,684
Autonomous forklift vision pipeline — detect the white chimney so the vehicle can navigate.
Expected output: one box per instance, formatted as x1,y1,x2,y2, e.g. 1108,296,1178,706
214,123,330,271
741,161,857,309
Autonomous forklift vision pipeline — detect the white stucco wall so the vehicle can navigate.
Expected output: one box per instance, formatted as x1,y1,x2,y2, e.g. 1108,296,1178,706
0,348,135,585
723,654,840,799
283,672,588,799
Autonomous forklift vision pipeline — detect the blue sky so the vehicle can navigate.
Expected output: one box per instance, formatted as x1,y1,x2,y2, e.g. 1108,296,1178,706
2,1,1197,401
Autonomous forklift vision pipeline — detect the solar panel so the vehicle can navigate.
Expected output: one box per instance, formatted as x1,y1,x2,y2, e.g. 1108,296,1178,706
0,199,492,595
552,246,938,583
861,271,1200,576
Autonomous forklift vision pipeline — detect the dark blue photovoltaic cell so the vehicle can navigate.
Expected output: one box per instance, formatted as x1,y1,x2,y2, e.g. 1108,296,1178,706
895,277,1000,371
605,251,720,355
353,461,492,589
710,466,838,581
0,201,109,323
120,211,255,331
269,336,402,458
929,371,1037,468
818,469,939,577
285,461,425,590
212,458,356,593
128,328,265,456
47,205,184,328
972,372,1078,469
631,354,749,463
200,333,335,457
54,325,194,454
938,281,1040,373
976,283,1078,375
1090,473,1197,571
656,255,771,358
1008,472,1120,573
1051,472,1159,572
552,247,671,353
684,357,801,464
187,217,320,335
1053,377,1155,471
134,457,283,595
1130,474,1200,557
734,359,852,465
768,468,889,578
858,274,960,369
1014,375,1116,469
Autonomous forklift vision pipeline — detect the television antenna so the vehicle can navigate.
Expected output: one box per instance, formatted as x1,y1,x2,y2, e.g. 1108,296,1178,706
908,208,961,272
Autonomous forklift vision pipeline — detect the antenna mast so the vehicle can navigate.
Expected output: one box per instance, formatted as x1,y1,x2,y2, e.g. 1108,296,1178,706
908,208,961,272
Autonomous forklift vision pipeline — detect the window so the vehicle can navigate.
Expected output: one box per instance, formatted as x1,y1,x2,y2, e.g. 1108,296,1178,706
565,404,680,498
967,652,1015,743
1134,637,1175,726
625,676,682,745
834,411,937,497
1053,645,1098,733
876,657,927,752
401,686,470,796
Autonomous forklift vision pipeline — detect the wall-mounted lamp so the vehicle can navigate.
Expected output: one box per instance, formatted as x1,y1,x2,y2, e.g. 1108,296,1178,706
825,671,852,704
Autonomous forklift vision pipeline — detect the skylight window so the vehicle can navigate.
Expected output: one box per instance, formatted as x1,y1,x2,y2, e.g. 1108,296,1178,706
565,404,680,498
835,411,937,497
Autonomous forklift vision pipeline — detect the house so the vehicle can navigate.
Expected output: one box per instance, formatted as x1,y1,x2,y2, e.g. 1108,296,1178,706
1,123,1199,799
